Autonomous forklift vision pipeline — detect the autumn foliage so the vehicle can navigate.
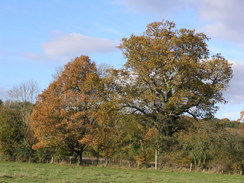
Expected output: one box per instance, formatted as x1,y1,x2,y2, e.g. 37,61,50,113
30,56,106,160
115,20,232,136
2,20,240,173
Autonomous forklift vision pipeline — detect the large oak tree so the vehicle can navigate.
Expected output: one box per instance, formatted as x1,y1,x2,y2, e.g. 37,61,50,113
115,20,232,136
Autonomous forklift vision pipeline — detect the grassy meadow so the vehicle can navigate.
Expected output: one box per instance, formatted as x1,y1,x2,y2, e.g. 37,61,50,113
0,161,243,183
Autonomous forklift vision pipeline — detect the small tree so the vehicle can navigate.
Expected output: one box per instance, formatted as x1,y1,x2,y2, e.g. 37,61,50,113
0,102,33,161
8,81,39,124
8,80,39,104
176,119,244,172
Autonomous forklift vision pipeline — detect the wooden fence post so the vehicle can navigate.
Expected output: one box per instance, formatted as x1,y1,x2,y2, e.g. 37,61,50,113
155,146,158,170
189,163,193,172
50,157,54,164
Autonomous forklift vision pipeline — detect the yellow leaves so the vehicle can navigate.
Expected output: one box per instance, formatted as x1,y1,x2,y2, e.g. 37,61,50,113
144,128,158,141
83,73,101,94
29,20,234,159
32,142,43,150
115,19,233,135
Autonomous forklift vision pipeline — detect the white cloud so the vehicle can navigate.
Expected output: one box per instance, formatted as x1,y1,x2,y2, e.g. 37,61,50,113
43,33,118,57
117,0,186,15
223,60,244,104
118,0,244,46
25,33,119,62
191,0,244,46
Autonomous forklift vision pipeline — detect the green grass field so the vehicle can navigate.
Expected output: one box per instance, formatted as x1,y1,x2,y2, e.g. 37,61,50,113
0,161,243,183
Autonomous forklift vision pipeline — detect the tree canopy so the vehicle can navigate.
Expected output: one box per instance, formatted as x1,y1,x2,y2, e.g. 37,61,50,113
30,56,105,160
114,20,232,136
25,20,239,172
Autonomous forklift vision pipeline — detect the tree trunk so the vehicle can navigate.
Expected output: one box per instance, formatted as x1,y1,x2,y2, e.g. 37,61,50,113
75,150,83,165
96,151,99,164
79,151,83,165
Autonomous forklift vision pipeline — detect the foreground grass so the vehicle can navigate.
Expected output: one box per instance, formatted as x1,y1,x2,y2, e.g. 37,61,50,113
0,161,243,183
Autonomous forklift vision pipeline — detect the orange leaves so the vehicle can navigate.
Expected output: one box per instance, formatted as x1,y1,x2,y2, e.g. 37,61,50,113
29,56,104,153
28,20,234,162
79,134,93,145
29,55,122,159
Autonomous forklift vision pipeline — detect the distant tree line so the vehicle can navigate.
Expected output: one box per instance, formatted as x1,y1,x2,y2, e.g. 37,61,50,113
0,20,243,174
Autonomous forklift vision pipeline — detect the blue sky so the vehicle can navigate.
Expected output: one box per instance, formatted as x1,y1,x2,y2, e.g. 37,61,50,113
0,0,244,120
